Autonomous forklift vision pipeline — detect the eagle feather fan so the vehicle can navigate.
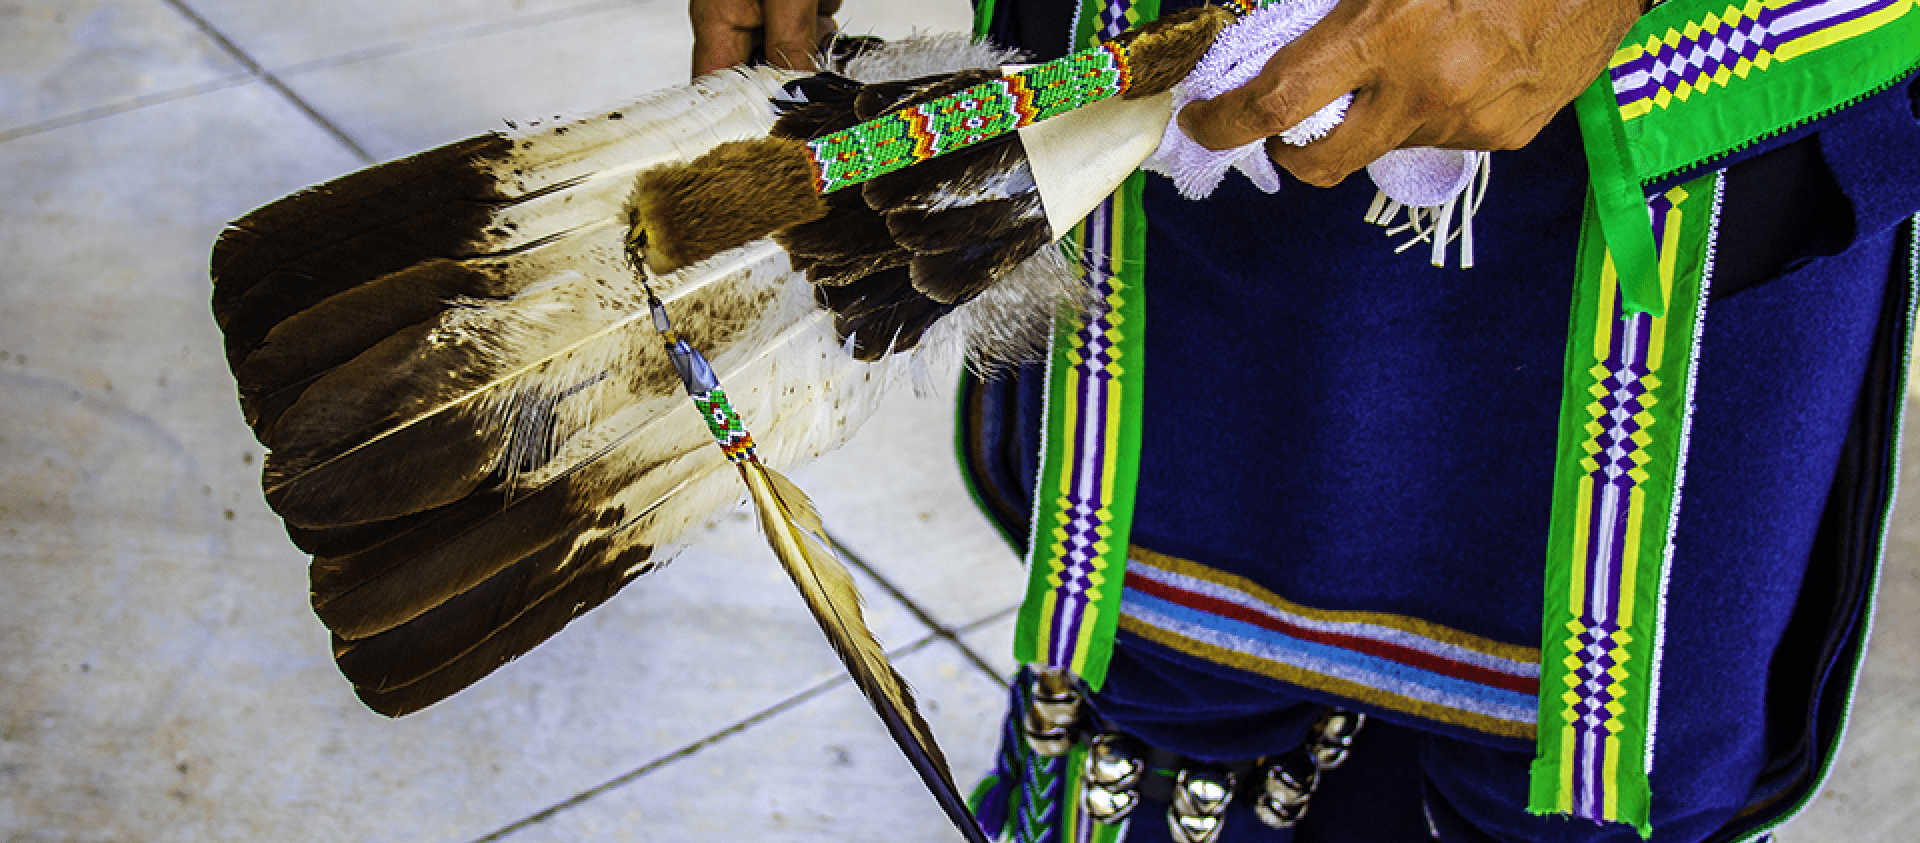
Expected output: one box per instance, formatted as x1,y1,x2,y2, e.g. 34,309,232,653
211,32,1168,843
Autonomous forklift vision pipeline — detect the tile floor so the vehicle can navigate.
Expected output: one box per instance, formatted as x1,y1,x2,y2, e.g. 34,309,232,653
0,2,1913,842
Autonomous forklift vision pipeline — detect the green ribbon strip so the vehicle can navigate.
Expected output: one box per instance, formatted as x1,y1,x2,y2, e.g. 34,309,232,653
1541,0,1920,830
1574,0,1920,317
1610,0,1920,185
1009,1,1157,692
1530,172,1719,837
1012,175,1150,691
1575,75,1664,319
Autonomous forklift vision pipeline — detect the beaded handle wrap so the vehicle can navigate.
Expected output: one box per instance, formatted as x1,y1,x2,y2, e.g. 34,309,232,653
642,286,761,465
804,0,1280,193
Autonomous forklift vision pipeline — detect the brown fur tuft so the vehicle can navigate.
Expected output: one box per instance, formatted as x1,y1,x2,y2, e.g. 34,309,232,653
631,137,828,273
1116,5,1234,99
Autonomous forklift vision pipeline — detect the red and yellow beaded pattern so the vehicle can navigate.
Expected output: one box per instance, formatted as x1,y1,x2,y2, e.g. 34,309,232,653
807,43,1132,192
691,388,758,464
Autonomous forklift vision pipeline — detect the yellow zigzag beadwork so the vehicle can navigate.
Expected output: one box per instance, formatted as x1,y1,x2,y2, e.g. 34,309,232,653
1611,0,1920,120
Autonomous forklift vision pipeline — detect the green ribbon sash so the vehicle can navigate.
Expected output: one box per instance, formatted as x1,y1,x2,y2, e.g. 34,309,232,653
1010,0,1158,691
1545,1,1919,831
1530,173,1720,837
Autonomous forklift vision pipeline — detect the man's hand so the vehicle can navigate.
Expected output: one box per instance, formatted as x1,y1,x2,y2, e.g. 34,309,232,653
690,0,844,78
1178,0,1642,187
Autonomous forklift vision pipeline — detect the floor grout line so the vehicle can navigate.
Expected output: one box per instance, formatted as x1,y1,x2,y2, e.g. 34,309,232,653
825,529,1011,684
0,0,658,146
271,0,645,79
160,0,374,165
0,78,251,144
954,605,1020,684
465,629,949,843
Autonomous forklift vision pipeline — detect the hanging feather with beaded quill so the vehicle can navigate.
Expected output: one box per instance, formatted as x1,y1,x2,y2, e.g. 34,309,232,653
210,11,1234,842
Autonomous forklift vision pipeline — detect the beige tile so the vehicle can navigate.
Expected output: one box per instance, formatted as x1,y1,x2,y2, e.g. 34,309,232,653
267,0,979,162
960,608,1022,686
1910,342,1920,402
788,374,1032,632
0,0,247,136
0,81,360,464
0,413,932,842
486,638,1010,843
186,0,639,71
183,0,975,77
271,2,711,163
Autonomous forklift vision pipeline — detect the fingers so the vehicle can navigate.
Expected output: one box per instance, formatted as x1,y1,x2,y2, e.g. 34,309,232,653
690,0,758,78
1175,12,1369,152
1264,86,1416,187
758,0,825,72
1402,85,1560,151
690,0,829,78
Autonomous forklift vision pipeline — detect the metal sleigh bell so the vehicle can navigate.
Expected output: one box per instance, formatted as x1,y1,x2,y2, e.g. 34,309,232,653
1035,673,1367,841
1253,708,1367,830
1252,752,1318,829
1083,733,1146,823
1023,668,1082,757
1169,767,1236,843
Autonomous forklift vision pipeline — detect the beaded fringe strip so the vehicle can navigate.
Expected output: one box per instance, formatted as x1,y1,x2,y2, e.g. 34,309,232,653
691,388,757,464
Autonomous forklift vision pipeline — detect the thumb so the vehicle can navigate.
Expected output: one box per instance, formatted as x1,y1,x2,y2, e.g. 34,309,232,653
1176,17,1368,150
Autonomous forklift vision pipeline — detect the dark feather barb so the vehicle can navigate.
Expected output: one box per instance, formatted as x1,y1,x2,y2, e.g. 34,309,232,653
760,65,1052,359
1112,5,1235,99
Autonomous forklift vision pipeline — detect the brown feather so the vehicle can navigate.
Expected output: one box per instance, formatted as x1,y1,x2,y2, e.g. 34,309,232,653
340,531,653,716
208,134,510,304
906,217,1053,306
777,196,911,288
1114,5,1234,99
234,260,514,434
770,68,1054,354
308,469,589,639
631,137,828,274
211,136,514,364
815,266,955,360
330,506,647,682
768,72,865,140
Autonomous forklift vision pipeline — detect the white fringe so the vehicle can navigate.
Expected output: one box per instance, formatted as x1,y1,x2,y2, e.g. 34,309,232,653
1363,152,1493,269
